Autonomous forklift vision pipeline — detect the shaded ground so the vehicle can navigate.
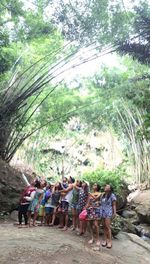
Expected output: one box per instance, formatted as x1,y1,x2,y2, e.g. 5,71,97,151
0,222,149,264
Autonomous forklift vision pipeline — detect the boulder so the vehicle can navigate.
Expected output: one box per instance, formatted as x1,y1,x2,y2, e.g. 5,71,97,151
10,210,19,222
126,233,150,251
135,224,150,239
116,182,130,211
135,205,150,224
114,215,137,234
122,210,137,219
130,190,150,225
99,215,137,236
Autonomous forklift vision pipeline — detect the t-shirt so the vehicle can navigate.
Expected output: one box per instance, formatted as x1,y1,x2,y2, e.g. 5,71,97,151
100,193,117,218
71,188,79,205
64,189,73,203
45,190,52,208
50,191,61,208
20,186,35,204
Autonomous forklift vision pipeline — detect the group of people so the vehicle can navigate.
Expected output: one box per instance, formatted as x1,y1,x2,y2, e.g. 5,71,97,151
18,176,117,249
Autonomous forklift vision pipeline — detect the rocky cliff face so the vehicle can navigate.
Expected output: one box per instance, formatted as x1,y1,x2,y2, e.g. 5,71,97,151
0,159,31,213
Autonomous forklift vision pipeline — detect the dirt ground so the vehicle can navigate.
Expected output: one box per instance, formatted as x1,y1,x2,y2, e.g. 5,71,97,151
0,221,150,264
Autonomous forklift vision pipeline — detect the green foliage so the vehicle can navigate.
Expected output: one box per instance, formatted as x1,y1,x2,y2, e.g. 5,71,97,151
117,2,150,64
82,166,128,194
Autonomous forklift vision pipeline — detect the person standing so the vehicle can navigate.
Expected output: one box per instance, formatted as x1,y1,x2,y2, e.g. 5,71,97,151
77,181,89,235
49,182,62,226
101,184,117,249
59,176,75,230
70,180,81,230
86,183,101,246
18,182,36,227
28,180,44,227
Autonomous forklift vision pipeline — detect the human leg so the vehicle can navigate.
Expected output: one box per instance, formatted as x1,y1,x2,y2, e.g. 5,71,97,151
33,210,38,226
23,204,29,225
88,221,94,244
71,207,76,230
104,218,112,248
94,220,100,246
18,205,23,226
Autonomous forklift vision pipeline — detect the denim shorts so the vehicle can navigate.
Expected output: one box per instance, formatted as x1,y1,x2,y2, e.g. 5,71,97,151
45,207,54,215
60,201,69,213
71,203,78,210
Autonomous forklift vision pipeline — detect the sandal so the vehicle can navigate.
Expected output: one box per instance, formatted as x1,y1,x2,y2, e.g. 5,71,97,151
77,232,84,236
101,241,107,247
106,242,112,249
70,226,75,231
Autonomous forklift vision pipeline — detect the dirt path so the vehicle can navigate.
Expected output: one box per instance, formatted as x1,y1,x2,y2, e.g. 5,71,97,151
0,222,149,264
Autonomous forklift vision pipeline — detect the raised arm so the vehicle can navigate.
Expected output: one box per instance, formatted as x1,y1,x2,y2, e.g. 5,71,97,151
60,184,73,193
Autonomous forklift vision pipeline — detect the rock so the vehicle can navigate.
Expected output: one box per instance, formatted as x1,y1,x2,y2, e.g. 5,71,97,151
129,190,150,225
10,210,18,221
99,215,121,237
135,224,150,239
122,210,137,219
116,182,129,211
100,214,137,236
126,233,150,252
115,215,137,234
127,189,140,202
0,159,32,213
135,205,150,224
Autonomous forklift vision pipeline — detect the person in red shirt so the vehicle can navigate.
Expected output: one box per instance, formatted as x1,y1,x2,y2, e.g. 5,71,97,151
18,182,36,227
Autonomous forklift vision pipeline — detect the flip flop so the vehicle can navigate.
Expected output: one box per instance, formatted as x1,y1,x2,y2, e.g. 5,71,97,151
106,242,112,249
101,241,107,247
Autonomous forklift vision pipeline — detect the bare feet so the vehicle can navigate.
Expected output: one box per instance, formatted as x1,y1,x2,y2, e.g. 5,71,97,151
88,239,94,244
62,226,68,231
95,240,101,246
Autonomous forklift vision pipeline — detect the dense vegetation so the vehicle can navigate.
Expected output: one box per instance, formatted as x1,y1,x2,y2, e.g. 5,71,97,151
0,0,149,185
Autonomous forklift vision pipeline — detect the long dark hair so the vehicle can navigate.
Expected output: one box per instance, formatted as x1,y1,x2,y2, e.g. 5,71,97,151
34,180,41,189
96,183,101,192
104,184,114,200
55,182,63,191
83,182,89,194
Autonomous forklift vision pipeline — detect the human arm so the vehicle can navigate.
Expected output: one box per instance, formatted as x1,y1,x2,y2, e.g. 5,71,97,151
24,191,36,201
60,184,73,193
84,195,90,209
112,194,117,217
22,173,30,186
